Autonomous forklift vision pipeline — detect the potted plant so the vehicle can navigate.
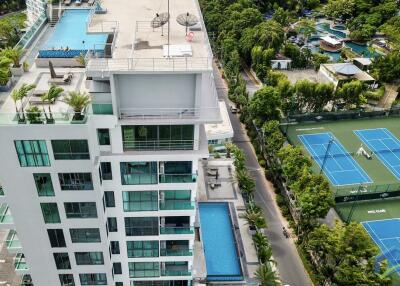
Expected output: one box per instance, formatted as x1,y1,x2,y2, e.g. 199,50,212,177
2,47,24,76
64,91,91,122
11,83,36,123
0,56,12,91
26,106,43,124
41,85,64,124
75,52,87,67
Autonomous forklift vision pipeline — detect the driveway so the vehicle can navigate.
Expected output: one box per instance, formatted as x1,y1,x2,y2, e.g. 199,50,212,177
213,62,313,286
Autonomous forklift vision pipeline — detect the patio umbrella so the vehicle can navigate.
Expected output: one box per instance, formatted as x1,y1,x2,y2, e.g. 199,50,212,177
176,12,198,35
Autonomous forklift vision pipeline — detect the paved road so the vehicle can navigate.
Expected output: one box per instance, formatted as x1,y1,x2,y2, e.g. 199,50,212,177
213,63,313,286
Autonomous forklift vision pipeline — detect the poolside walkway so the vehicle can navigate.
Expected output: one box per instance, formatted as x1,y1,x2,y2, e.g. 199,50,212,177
213,61,313,286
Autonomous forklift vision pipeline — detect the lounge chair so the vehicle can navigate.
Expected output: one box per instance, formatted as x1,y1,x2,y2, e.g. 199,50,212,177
75,0,82,6
48,73,73,85
88,0,94,5
64,0,71,5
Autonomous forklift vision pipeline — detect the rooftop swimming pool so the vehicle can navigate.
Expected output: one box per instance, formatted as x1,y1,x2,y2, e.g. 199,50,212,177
199,202,243,281
39,9,107,58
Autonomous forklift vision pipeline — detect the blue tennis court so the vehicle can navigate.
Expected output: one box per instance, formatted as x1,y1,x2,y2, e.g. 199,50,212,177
362,219,400,273
298,132,372,186
354,128,400,180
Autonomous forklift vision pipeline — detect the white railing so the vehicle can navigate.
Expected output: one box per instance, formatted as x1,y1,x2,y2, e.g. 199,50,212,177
87,57,212,72
118,107,219,121
87,20,119,33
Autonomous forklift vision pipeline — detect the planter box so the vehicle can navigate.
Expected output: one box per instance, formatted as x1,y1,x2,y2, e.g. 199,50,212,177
0,79,12,92
10,66,24,76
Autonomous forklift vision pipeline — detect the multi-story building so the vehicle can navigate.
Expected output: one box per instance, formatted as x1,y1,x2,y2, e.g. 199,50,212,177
0,0,220,285
26,0,47,26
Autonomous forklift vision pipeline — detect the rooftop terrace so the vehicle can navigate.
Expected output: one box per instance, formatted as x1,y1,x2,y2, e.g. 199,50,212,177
86,0,213,72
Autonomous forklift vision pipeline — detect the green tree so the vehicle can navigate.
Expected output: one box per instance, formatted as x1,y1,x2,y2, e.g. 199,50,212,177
335,80,366,107
324,0,356,20
371,51,400,83
278,145,312,184
248,86,281,124
255,263,280,286
261,120,285,154
64,91,91,120
272,7,291,27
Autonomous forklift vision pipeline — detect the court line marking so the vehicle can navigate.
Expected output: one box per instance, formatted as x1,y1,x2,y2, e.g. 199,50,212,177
363,220,400,266
355,128,400,180
298,132,372,186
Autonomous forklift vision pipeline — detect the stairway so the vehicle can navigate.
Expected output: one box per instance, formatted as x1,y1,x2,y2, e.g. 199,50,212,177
49,5,61,26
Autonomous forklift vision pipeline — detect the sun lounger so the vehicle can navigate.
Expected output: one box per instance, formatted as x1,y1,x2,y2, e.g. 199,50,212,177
64,0,71,5
75,0,82,6
48,73,73,85
88,0,94,5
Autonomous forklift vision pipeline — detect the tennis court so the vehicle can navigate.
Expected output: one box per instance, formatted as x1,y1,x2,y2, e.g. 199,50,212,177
298,132,373,186
354,128,400,180
362,218,400,273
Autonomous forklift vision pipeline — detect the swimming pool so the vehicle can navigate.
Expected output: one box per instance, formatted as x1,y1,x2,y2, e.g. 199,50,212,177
39,9,107,58
199,202,243,281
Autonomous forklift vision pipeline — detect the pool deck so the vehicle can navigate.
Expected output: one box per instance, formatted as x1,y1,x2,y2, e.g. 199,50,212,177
196,158,260,284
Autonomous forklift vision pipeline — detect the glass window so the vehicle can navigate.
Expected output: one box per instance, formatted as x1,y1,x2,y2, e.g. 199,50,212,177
70,228,101,243
58,173,93,191
122,125,194,151
107,217,118,232
14,140,50,167
79,273,107,285
97,129,110,145
100,162,112,180
75,252,104,265
104,191,115,207
47,229,66,248
40,203,61,223
159,161,194,183
127,241,159,258
113,263,122,275
53,253,71,269
110,241,120,254
59,274,75,286
115,283,123,286
128,262,159,278
51,140,89,160
122,191,158,212
33,173,54,196
125,217,159,236
120,162,157,185
64,202,97,218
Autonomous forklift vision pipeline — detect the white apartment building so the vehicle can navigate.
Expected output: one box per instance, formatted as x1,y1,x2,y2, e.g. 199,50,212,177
0,0,220,285
26,0,47,26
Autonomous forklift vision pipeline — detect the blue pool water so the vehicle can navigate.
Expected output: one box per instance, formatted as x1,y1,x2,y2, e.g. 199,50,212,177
39,9,107,58
317,23,346,39
199,203,243,281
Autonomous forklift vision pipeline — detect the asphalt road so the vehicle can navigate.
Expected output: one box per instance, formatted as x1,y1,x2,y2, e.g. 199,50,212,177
213,62,313,286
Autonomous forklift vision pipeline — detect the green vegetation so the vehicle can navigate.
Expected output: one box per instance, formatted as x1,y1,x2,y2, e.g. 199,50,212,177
0,12,27,48
0,0,25,15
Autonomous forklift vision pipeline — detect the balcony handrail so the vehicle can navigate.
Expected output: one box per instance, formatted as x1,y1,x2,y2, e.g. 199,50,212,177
160,248,193,256
118,106,219,120
87,56,212,72
123,139,196,151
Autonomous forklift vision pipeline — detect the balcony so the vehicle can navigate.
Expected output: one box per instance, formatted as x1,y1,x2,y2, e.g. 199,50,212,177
160,227,194,235
161,269,192,276
14,253,29,274
159,200,195,210
159,174,197,184
0,111,88,125
0,184,4,196
6,230,22,253
123,140,195,151
160,240,192,256
0,203,13,226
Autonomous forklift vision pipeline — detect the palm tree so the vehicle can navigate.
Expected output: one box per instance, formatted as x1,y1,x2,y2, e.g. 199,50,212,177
241,203,267,231
258,244,276,265
0,56,12,86
255,263,280,286
11,83,36,122
41,85,64,122
253,231,269,249
1,46,24,67
296,19,316,44
75,52,87,67
64,91,91,121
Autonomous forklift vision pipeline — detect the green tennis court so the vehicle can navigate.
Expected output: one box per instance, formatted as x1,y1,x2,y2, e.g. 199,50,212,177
285,117,400,197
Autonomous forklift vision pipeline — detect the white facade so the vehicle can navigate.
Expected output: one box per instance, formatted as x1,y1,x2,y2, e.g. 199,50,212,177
0,0,221,285
26,0,46,26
